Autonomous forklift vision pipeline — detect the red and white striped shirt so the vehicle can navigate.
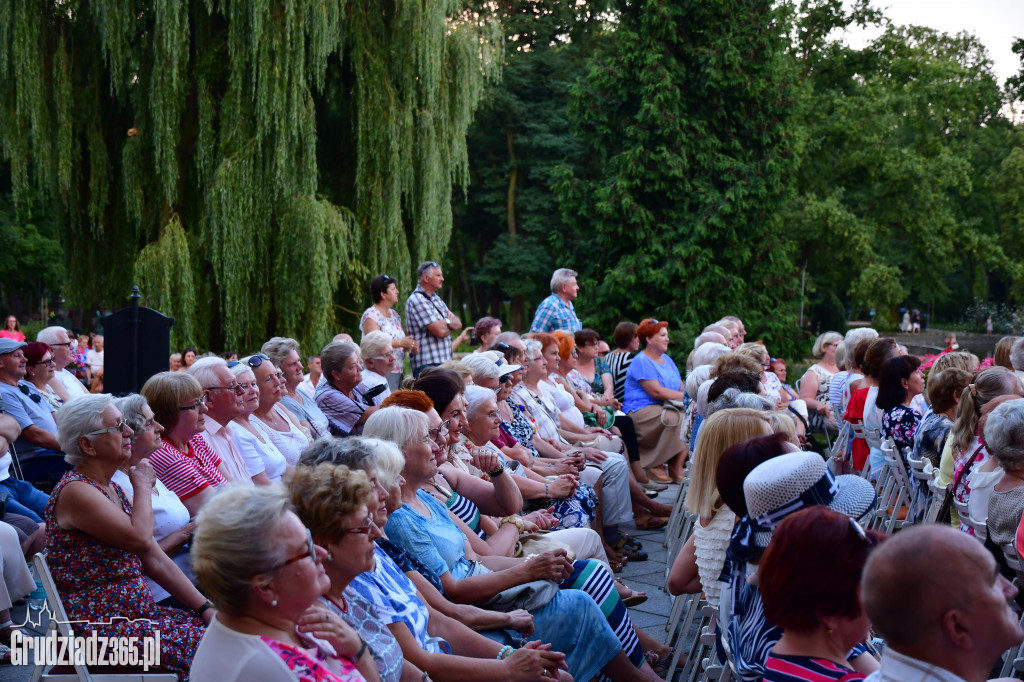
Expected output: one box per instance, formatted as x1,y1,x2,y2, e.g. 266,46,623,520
150,434,226,501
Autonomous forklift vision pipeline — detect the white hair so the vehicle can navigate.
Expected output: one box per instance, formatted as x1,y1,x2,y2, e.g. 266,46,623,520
189,356,229,388
550,268,578,293
692,343,730,367
367,438,406,489
464,384,497,418
694,331,726,350
360,331,394,363
984,399,1024,471
461,354,502,382
57,394,113,466
686,365,713,400
1011,338,1024,372
708,388,775,415
843,328,878,369
812,331,843,358
363,406,429,451
36,326,69,345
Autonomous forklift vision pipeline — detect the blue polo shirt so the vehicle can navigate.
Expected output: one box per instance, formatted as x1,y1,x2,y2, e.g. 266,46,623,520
0,381,57,458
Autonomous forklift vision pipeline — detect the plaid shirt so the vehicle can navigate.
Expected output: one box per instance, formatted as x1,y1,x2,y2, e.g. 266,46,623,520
530,293,581,333
405,285,453,371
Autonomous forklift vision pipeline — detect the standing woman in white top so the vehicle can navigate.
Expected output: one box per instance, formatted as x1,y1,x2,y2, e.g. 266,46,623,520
797,331,842,429
227,363,287,484
243,355,312,467
112,394,200,606
360,274,418,391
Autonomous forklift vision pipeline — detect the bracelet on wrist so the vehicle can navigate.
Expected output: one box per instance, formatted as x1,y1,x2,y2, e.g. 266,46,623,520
544,481,550,498
500,515,525,533
497,644,515,660
488,466,505,478
195,600,214,616
350,635,367,662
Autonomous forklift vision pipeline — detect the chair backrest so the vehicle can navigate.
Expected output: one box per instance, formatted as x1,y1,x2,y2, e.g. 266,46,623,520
31,553,75,638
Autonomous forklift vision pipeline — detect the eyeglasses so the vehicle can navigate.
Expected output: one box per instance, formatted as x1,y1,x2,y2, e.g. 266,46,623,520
206,383,244,394
86,418,129,436
371,353,395,362
227,353,269,369
428,419,451,441
30,357,56,367
848,517,878,547
345,514,377,535
179,395,208,411
48,342,72,348
596,351,608,357
270,528,317,571
484,410,500,420
570,349,578,358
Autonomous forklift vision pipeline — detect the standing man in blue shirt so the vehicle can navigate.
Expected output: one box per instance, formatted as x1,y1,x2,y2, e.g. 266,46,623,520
531,268,582,334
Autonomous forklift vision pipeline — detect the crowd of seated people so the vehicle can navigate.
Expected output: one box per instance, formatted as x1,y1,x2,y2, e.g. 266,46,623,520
9,276,1024,682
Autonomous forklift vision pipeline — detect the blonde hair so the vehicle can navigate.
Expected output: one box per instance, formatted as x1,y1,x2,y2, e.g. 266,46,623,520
767,410,799,445
930,351,976,377
140,371,203,433
287,464,374,544
438,359,473,383
710,352,761,379
949,367,1019,458
735,343,767,367
684,408,772,517
994,336,1020,370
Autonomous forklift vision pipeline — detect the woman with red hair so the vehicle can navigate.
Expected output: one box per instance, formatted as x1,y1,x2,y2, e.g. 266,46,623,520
622,319,687,482
759,506,885,681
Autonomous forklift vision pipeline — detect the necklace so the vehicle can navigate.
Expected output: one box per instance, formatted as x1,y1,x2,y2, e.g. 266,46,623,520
324,593,348,614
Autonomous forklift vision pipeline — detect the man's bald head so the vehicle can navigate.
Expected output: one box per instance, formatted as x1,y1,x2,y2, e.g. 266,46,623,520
863,523,1021,674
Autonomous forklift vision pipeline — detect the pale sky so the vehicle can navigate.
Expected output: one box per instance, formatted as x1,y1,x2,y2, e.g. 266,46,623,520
843,0,1023,86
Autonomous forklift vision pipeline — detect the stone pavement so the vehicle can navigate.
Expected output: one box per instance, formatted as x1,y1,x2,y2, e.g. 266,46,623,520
0,481,684,680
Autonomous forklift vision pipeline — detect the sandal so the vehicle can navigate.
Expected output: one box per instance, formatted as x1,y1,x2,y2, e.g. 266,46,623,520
609,558,626,573
619,532,643,550
635,515,669,530
616,580,648,607
645,648,674,675
613,538,648,561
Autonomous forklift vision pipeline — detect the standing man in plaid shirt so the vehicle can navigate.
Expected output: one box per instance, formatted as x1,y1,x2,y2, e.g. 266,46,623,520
530,268,582,334
406,261,464,377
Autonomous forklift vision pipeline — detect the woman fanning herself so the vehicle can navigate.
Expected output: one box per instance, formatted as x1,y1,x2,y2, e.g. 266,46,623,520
190,485,379,682
366,406,660,681
50,395,209,680
759,507,884,682
288,462,569,682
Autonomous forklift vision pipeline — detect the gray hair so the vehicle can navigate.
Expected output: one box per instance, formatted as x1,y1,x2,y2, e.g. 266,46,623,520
1011,338,1024,372
692,342,730,367
369,438,406,489
261,337,301,372
189,356,228,389
298,436,379,470
191,484,292,616
229,364,254,381
360,331,393,363
363,406,429,451
550,268,578,293
694,331,727,350
417,261,441,279
114,394,150,445
461,353,502,382
984,399,1024,471
321,340,360,387
36,326,69,345
843,328,878,366
834,343,848,372
523,339,543,358
686,365,713,400
494,331,523,348
464,384,497,417
812,331,843,358
56,394,113,466
708,388,775,416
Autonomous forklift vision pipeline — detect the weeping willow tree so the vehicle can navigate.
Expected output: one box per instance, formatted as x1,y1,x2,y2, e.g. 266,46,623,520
0,0,500,352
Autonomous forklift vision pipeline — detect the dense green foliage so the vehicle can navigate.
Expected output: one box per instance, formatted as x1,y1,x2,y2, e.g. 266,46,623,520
0,0,499,351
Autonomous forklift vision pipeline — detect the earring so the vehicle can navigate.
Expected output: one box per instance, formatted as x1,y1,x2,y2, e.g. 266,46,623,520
325,552,334,563
826,628,834,636
271,600,278,607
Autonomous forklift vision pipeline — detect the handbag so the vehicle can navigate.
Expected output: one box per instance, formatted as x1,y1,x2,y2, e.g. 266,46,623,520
463,559,559,612
936,443,984,525
514,531,576,562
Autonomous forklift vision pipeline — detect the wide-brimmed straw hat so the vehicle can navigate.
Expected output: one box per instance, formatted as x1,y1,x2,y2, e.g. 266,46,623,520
743,451,876,549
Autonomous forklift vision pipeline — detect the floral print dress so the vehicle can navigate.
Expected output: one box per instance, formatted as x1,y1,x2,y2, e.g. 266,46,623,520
45,471,206,680
881,404,922,459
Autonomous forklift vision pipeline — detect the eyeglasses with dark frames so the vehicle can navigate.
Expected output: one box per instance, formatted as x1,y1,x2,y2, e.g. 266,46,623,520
48,341,72,348
206,383,244,394
269,528,317,571
428,419,451,442
179,395,208,411
86,418,130,436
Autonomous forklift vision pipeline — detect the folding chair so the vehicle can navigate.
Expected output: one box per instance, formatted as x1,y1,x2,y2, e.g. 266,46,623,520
28,554,176,682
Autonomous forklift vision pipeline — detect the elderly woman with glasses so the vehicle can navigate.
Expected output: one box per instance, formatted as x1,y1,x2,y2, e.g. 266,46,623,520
227,361,289,483
190,484,379,682
359,332,396,406
798,331,842,429
317,340,378,437
240,354,312,466
49,395,209,680
141,371,229,516
23,342,62,409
